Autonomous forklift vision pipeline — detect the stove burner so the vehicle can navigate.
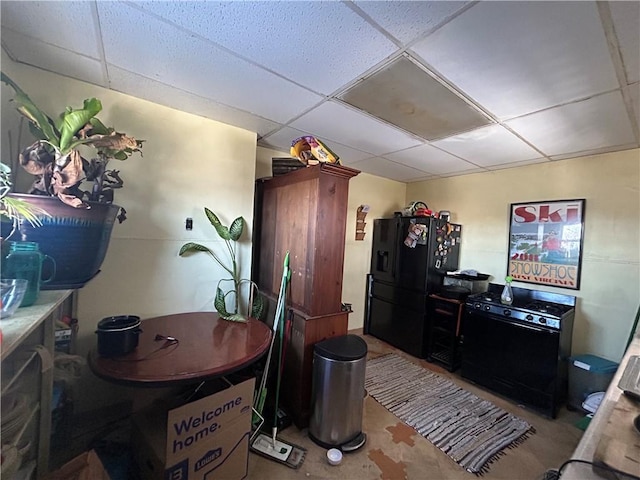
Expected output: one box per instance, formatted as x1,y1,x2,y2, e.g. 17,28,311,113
482,292,501,302
524,302,564,317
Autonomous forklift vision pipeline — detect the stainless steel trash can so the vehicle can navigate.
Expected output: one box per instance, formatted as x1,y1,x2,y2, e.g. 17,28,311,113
309,334,367,451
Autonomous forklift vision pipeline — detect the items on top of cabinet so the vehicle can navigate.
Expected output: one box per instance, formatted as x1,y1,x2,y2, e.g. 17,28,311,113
290,136,340,166
272,157,305,177
402,201,430,217
400,202,454,222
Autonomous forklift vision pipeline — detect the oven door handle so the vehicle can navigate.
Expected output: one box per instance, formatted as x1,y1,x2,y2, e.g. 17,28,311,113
468,311,558,334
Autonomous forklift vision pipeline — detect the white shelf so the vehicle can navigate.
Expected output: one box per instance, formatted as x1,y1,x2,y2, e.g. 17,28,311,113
1,290,73,361
1,289,75,478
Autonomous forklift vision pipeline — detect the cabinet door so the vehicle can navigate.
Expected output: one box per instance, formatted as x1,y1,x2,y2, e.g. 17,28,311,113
368,296,427,358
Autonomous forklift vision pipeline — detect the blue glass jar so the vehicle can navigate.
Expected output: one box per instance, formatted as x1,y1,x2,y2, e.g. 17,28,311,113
1,241,56,307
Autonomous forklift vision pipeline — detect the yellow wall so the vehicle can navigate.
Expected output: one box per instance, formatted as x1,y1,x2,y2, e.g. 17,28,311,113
343,173,406,329
2,56,259,411
407,150,640,362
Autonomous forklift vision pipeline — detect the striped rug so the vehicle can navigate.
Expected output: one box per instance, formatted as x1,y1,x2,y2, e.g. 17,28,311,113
365,354,535,475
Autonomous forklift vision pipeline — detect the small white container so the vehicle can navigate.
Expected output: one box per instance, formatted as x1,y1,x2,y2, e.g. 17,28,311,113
327,448,342,466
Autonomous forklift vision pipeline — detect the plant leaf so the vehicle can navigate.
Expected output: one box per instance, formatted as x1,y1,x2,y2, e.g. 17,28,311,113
1,72,60,146
88,117,112,135
229,217,244,241
205,208,231,240
224,313,248,323
1,196,50,227
178,242,212,256
251,293,265,320
214,287,229,317
58,98,102,153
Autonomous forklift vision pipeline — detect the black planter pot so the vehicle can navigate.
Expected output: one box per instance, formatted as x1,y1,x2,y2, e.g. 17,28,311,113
2,193,120,290
96,315,142,357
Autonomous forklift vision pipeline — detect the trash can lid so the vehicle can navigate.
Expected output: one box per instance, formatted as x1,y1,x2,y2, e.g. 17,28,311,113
569,354,619,373
315,335,368,361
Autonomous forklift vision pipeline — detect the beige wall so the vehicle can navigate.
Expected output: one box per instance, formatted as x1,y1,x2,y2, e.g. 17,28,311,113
2,56,258,411
343,173,406,329
407,150,640,362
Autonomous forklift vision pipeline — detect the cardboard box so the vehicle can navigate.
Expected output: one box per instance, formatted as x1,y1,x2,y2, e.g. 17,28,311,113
132,378,255,480
44,449,110,480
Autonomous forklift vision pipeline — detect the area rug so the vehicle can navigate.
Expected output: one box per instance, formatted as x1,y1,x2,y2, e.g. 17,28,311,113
365,354,535,475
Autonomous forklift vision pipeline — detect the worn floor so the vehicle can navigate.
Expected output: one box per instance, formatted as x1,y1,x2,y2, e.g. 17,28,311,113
247,333,584,480
51,332,584,480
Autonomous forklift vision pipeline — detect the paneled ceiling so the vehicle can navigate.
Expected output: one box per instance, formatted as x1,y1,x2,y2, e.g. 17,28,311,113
1,1,639,182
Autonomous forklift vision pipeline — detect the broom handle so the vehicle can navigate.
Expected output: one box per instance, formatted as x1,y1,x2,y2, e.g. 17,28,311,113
273,253,290,439
255,253,290,409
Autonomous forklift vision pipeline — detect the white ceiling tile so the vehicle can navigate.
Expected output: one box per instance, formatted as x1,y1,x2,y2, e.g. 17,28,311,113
108,66,280,137
549,143,639,162
353,1,470,45
505,91,636,156
406,175,439,183
97,2,322,124
289,101,423,155
610,1,640,84
258,127,299,153
435,167,486,178
350,157,430,182
327,142,375,165
133,1,397,95
1,28,106,87
1,0,101,58
411,1,619,119
2,0,636,186
485,158,550,171
432,124,544,166
384,144,479,175
626,82,640,134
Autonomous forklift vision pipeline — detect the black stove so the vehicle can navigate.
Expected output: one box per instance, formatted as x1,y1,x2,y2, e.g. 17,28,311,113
462,283,576,418
466,284,575,330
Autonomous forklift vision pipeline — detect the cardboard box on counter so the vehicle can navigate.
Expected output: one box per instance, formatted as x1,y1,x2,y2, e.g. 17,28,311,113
132,377,255,480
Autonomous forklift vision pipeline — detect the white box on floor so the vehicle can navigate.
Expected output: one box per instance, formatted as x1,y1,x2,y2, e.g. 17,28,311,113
132,378,255,480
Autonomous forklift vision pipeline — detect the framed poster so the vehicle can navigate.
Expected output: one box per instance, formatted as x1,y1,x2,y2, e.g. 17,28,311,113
508,199,585,290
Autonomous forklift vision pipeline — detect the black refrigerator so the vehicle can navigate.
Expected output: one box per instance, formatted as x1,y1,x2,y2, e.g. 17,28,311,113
364,216,462,358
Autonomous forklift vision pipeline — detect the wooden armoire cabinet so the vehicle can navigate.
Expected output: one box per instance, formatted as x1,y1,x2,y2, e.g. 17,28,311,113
253,163,359,427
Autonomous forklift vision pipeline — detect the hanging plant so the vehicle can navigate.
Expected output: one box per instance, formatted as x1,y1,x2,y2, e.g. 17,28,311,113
1,72,144,222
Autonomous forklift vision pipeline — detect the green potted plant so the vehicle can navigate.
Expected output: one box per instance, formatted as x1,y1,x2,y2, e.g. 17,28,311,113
0,163,49,240
179,208,264,322
1,72,144,288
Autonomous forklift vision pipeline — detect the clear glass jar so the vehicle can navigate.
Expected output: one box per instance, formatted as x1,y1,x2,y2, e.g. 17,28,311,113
1,241,55,307
501,276,514,306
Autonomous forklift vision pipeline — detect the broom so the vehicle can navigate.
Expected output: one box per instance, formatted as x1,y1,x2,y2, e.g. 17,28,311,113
250,252,306,468
253,252,290,423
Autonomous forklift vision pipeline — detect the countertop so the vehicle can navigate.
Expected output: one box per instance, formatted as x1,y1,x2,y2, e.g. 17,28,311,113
560,330,640,479
0,289,73,360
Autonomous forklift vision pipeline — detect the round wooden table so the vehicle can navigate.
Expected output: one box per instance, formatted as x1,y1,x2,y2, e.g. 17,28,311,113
88,312,272,387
